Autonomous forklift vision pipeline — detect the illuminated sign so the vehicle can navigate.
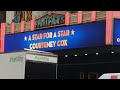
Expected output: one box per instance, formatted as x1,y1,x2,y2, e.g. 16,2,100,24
113,19,120,45
5,20,106,52
35,13,65,29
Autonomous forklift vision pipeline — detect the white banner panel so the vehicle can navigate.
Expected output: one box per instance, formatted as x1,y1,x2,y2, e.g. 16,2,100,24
0,52,26,79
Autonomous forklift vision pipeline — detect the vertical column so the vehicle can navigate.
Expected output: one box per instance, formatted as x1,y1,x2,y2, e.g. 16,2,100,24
91,11,96,21
1,23,6,52
21,21,25,32
78,11,82,24
31,19,35,31
106,11,113,45
0,28,1,53
65,12,70,26
11,23,15,34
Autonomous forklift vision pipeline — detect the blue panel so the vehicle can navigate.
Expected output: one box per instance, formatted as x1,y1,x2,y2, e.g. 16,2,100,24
5,20,106,52
113,19,120,45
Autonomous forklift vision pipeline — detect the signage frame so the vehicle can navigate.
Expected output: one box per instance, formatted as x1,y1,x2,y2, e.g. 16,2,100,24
4,20,106,52
35,13,66,30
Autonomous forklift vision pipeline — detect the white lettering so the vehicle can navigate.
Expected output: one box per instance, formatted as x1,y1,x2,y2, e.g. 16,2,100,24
29,41,57,50
29,44,33,49
117,38,120,42
48,41,53,47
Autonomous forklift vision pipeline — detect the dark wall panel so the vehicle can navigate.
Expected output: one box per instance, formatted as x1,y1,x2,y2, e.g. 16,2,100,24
25,61,57,79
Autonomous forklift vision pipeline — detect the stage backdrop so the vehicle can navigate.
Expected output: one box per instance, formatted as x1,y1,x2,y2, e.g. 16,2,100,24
4,20,106,52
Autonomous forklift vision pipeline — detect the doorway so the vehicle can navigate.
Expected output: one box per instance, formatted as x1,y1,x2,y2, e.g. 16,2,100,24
25,61,57,79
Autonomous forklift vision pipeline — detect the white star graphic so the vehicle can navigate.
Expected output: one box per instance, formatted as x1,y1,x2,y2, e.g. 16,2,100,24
24,36,27,41
71,29,75,35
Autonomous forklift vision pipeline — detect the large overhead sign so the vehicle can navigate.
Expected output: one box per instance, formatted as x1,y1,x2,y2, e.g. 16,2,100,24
113,19,120,45
4,20,106,52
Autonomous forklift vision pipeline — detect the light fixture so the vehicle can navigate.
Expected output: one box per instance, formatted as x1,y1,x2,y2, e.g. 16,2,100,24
96,53,99,55
85,54,88,56
75,54,77,56
111,52,114,54
65,55,68,57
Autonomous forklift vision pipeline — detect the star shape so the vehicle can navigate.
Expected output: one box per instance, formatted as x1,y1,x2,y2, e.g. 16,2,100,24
24,36,27,41
71,29,75,35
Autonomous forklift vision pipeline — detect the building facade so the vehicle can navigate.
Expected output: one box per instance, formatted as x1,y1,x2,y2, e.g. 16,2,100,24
1,11,120,79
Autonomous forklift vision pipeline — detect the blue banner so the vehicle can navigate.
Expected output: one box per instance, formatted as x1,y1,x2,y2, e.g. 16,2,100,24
5,20,106,52
114,19,120,45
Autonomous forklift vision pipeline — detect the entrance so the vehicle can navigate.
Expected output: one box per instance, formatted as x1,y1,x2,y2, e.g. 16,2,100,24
25,50,58,79
25,61,57,79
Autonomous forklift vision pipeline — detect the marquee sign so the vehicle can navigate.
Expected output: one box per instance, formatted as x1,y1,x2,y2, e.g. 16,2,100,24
4,20,106,52
35,13,65,29
113,19,120,45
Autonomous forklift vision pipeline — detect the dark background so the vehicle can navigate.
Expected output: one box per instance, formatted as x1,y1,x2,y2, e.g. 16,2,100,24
51,46,120,79
0,11,6,28
25,46,120,79
25,61,57,79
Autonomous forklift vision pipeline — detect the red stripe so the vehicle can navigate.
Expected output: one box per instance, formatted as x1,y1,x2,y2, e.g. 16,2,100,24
111,75,118,79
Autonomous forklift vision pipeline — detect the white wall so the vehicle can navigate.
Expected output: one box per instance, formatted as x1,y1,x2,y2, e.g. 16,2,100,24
6,11,14,24
0,52,26,79
32,11,46,19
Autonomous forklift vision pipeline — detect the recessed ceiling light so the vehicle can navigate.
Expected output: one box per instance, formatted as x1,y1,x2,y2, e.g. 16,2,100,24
85,54,88,56
75,54,77,56
65,55,68,57
96,53,99,55
111,52,114,54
